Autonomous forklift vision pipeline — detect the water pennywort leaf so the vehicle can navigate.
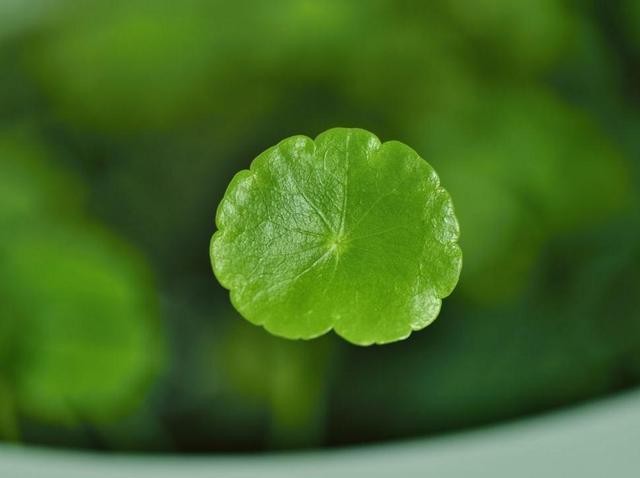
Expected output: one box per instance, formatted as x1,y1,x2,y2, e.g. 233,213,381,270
210,128,462,345
0,225,163,425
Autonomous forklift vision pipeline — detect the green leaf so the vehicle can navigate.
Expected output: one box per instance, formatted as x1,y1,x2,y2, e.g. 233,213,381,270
211,128,462,345
0,129,164,428
0,225,164,425
416,86,632,303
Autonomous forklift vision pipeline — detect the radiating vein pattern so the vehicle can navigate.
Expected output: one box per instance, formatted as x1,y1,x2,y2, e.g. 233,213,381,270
211,128,462,345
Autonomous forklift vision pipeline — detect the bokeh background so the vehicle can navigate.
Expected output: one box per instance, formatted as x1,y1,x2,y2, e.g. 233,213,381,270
1,0,639,453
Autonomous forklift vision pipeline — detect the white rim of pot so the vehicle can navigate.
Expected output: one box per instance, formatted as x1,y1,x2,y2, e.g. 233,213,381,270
1,388,639,478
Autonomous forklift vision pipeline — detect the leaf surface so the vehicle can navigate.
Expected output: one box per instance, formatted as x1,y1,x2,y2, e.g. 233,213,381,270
211,128,461,345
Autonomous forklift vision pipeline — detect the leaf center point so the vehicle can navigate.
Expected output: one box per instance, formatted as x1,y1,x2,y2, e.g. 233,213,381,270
326,233,348,255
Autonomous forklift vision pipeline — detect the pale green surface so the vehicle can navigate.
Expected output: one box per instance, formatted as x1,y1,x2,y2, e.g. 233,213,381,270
0,388,639,477
0,0,60,40
211,128,461,345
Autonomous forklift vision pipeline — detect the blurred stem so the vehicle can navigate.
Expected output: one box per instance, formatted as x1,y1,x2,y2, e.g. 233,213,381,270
267,337,338,449
0,376,20,442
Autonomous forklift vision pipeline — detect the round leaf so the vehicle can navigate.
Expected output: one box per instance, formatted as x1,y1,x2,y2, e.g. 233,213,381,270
0,225,164,425
211,128,462,345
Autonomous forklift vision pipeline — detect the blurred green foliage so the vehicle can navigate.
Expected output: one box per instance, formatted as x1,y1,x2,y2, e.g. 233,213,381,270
420,86,632,302
217,319,333,448
0,0,639,452
0,129,85,223
2,225,163,425
0,128,164,440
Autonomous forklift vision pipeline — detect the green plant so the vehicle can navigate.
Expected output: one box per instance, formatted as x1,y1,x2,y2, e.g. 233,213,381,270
210,128,462,345
0,225,163,426
415,86,632,303
0,130,164,441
